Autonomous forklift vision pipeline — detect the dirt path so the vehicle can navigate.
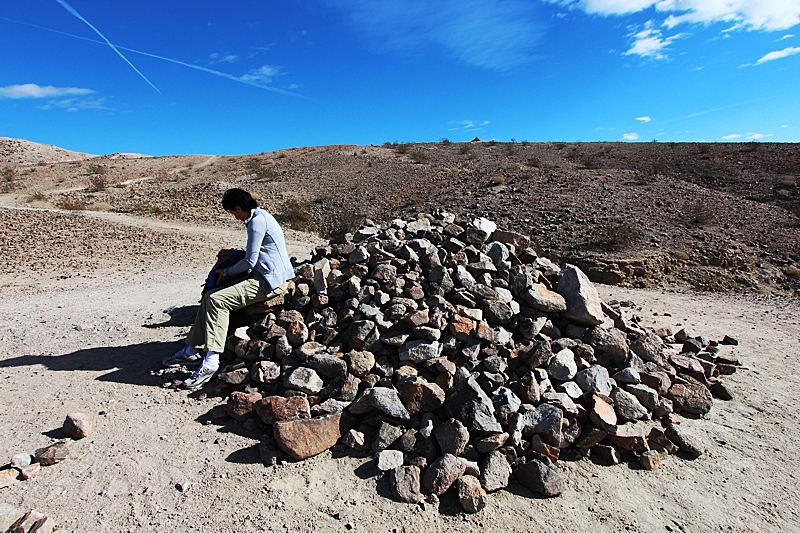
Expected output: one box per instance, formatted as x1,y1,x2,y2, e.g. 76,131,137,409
0,220,798,532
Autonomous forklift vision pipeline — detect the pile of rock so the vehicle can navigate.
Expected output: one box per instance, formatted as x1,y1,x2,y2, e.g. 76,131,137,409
208,211,739,512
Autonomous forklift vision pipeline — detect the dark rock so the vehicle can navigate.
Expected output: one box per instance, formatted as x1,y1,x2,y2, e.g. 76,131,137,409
273,413,343,460
423,453,466,496
514,458,566,497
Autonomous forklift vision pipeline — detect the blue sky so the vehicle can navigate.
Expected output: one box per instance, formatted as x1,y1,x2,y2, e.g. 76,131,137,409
1,0,799,156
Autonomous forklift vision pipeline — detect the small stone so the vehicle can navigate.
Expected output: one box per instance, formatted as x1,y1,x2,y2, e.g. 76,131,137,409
218,367,251,385
575,365,613,396
377,450,405,471
10,453,32,469
458,475,487,513
640,450,663,470
665,425,706,457
709,381,734,401
548,349,577,381
0,469,20,488
35,441,68,466
667,382,713,415
589,395,617,432
591,444,620,465
369,387,411,420
63,412,93,439
611,389,649,421
284,367,324,395
342,429,369,450
226,391,262,421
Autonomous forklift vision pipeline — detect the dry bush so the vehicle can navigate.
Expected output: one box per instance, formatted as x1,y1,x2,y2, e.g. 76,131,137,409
440,138,451,145
1,166,16,192
279,198,312,231
490,175,506,186
327,210,364,238
409,151,430,164
527,157,542,168
54,196,87,210
394,143,410,154
787,267,800,279
594,220,640,249
686,200,719,225
459,144,472,155
26,191,47,202
88,174,108,191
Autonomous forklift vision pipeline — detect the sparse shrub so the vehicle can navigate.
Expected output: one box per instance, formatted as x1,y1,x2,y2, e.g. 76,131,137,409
488,140,497,147
651,160,668,176
279,198,312,230
87,163,106,175
409,151,430,164
581,155,600,169
1,166,16,192
467,152,478,160
490,175,506,186
595,220,639,249
504,144,515,156
245,159,276,181
88,174,108,191
54,196,87,210
787,267,800,279
527,157,542,168
440,138,451,145
327,210,364,238
26,191,47,202
554,142,566,150
459,144,472,155
686,200,718,225
88,201,114,212
394,143,410,154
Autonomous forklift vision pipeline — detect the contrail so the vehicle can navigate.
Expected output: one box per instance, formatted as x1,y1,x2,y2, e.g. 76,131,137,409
660,98,763,124
1,16,304,98
54,0,161,94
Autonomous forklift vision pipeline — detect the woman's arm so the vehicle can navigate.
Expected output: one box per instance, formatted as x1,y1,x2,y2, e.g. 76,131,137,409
223,214,266,277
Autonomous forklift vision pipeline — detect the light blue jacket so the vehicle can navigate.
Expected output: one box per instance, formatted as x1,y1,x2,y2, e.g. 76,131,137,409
223,208,294,290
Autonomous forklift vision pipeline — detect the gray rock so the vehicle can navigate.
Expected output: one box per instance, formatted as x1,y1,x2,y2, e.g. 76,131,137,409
373,422,404,452
399,340,443,364
377,450,405,471
575,365,613,396
368,387,411,420
434,418,470,456
548,348,578,381
35,441,68,466
10,453,32,469
524,404,564,447
423,453,466,496
307,354,348,379
612,367,641,385
556,265,605,325
665,425,706,457
514,458,566,497
251,360,281,383
446,376,503,433
491,387,522,425
611,388,650,421
584,326,629,363
284,367,323,394
480,450,511,492
626,383,660,411
523,284,568,313
390,466,423,503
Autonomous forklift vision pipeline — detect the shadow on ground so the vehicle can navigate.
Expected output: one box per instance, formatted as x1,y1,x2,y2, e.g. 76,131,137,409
0,340,184,387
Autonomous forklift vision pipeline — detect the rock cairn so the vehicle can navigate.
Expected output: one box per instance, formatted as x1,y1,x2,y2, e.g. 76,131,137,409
208,211,740,512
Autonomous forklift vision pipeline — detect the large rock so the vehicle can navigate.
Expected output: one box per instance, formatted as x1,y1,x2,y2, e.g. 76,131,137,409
35,441,68,466
422,453,466,496
514,458,566,497
273,413,343,460
396,376,446,416
557,265,604,325
458,475,487,513
480,450,511,492
446,377,503,433
399,340,443,364
523,284,567,313
584,326,629,363
226,391,262,421
63,412,93,439
368,387,411,420
434,418,470,456
255,395,310,424
667,382,713,415
390,466,423,503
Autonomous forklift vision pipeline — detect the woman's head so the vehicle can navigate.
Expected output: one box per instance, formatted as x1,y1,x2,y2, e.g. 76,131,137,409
222,188,258,212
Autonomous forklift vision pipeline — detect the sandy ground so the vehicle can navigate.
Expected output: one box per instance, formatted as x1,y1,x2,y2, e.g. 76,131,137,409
1,213,799,533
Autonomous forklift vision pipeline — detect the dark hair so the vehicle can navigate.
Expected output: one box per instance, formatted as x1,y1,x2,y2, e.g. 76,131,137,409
222,188,258,211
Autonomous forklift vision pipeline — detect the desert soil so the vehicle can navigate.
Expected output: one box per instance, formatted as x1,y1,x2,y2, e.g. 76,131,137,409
1,206,799,533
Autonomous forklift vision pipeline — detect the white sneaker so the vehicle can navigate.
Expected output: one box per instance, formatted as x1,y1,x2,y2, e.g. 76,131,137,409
182,358,219,389
162,346,202,367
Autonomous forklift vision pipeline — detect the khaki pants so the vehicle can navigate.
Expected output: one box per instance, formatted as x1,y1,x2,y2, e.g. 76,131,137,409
185,275,288,353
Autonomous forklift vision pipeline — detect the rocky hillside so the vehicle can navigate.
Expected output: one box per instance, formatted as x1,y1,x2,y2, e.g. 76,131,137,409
1,140,798,295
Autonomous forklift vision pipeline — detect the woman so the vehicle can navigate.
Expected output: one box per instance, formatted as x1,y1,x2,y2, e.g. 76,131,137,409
162,188,294,389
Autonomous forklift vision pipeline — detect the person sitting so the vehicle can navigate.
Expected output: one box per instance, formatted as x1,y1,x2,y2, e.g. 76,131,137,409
161,188,294,389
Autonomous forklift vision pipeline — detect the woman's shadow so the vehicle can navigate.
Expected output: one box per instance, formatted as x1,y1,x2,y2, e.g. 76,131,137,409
0,304,199,388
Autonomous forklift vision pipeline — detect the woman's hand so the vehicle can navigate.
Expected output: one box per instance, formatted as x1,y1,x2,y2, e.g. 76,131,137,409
214,269,228,286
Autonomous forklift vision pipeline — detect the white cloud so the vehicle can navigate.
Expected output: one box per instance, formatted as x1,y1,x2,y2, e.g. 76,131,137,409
746,132,772,140
623,23,686,59
636,116,651,122
39,97,110,111
623,132,639,140
782,124,789,127
323,0,542,71
756,46,800,64
240,65,282,83
450,119,490,132
722,134,742,140
0,83,95,99
210,53,239,63
776,34,795,41
549,1,800,31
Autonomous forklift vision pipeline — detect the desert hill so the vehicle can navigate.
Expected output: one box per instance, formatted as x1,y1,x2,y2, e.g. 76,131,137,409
1,138,798,295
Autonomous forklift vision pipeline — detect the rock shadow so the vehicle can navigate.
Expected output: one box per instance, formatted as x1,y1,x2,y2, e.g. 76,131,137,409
144,305,199,328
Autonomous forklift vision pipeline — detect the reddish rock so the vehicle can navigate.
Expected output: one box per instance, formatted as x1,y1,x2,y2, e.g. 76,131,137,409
607,423,649,453
226,391,263,421
255,395,311,424
396,377,446,416
63,412,93,439
35,442,68,466
390,466,423,503
449,314,476,341
423,453,466,496
458,475,487,513
514,458,566,497
667,382,713,415
589,394,618,431
273,413,343,460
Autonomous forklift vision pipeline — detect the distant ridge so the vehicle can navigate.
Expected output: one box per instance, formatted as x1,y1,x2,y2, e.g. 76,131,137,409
0,137,99,165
